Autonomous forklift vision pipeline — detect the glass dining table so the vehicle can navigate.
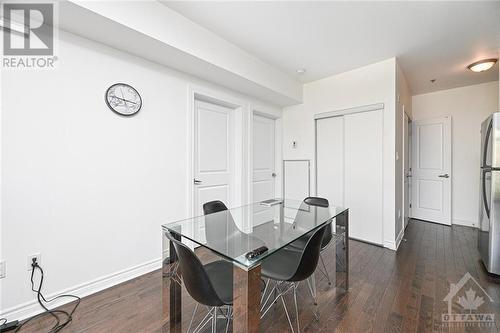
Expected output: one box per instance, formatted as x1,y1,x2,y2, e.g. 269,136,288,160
161,199,349,333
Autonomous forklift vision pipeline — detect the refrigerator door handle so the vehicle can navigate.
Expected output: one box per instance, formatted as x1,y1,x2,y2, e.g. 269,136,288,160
483,119,493,168
483,169,491,219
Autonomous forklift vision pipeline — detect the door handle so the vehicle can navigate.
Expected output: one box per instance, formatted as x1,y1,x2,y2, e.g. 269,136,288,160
193,179,202,184
272,172,277,177
438,174,450,178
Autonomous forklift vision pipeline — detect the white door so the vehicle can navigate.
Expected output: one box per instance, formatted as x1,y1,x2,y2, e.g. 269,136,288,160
403,113,411,229
252,114,275,225
316,116,344,206
193,100,234,229
411,116,451,225
344,110,384,245
316,109,383,245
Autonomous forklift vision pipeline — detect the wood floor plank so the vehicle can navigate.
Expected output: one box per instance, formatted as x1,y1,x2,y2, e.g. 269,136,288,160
14,220,500,333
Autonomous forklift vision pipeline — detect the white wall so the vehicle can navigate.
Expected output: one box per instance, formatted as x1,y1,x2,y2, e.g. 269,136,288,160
282,58,398,249
0,30,280,319
412,81,499,227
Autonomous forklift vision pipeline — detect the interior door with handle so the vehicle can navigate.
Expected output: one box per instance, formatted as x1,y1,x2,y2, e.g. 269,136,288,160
252,114,276,225
193,100,234,239
411,116,452,225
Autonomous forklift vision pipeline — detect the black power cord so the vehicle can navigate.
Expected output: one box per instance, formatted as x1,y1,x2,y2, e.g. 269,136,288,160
14,260,81,332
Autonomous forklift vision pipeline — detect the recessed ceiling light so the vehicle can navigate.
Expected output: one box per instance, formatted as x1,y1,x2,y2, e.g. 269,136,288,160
467,58,497,73
296,68,306,75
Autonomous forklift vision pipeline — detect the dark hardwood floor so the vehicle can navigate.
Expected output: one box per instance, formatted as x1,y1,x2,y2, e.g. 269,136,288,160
16,220,500,332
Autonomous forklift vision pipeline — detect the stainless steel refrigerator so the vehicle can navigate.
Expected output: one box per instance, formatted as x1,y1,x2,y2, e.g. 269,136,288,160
479,112,500,275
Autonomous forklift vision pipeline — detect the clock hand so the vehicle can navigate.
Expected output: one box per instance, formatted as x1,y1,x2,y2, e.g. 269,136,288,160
119,87,130,113
113,96,137,105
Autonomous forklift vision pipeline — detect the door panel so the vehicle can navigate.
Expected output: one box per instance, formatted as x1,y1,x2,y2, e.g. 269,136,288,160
316,116,344,206
411,116,451,225
194,100,233,233
344,110,384,244
252,114,275,225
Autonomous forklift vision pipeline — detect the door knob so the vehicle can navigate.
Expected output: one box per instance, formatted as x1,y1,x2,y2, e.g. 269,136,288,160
193,179,202,184
438,174,450,178
272,172,277,177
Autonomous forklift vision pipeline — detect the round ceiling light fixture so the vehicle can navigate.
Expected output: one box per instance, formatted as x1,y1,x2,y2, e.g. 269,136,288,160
296,68,306,75
467,58,497,73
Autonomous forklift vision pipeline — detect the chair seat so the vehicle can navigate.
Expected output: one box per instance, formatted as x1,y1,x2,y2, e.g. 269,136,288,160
204,260,234,305
261,247,302,281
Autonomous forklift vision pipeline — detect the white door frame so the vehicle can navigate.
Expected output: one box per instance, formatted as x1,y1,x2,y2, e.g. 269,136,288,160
410,115,452,225
247,109,282,206
187,86,283,222
187,85,247,218
402,109,412,232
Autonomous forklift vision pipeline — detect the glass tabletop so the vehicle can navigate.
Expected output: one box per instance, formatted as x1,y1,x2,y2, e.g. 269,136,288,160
162,199,347,268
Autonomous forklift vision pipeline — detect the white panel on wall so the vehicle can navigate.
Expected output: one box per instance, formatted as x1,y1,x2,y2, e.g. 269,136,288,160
283,160,310,201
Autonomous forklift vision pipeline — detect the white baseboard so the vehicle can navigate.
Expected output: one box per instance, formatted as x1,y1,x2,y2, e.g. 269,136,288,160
395,228,404,250
452,218,476,227
383,229,404,252
0,257,162,321
383,239,396,251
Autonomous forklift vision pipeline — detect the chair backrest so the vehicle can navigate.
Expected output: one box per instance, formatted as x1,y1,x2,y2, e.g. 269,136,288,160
164,231,225,307
203,200,232,246
288,224,328,282
304,197,332,249
203,200,228,215
304,197,329,207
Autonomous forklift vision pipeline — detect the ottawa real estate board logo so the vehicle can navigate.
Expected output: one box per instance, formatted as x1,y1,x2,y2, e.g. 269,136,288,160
1,2,58,69
442,272,495,327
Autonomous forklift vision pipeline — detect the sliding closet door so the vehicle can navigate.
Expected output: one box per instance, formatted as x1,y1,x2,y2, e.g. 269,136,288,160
344,110,383,244
316,116,344,206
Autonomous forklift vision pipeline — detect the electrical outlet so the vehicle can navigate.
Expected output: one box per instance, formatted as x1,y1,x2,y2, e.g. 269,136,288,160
0,260,6,278
27,253,41,271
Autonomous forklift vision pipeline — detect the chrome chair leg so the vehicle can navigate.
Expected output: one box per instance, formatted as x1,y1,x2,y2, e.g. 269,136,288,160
306,274,317,305
280,292,295,333
293,284,300,333
211,307,217,333
261,278,270,305
319,254,332,285
225,307,232,333
187,303,199,333
192,307,213,333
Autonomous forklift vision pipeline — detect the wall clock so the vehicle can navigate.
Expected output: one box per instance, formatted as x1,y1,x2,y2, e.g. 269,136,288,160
105,83,142,116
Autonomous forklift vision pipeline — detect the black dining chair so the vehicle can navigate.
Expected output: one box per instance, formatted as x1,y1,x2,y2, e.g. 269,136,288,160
203,200,266,253
164,230,233,333
304,197,334,284
260,224,328,333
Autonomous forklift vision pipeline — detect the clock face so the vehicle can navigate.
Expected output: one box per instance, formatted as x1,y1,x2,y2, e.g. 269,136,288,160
105,83,142,116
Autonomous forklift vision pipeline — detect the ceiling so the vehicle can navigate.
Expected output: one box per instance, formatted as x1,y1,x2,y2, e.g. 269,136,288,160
162,1,500,95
